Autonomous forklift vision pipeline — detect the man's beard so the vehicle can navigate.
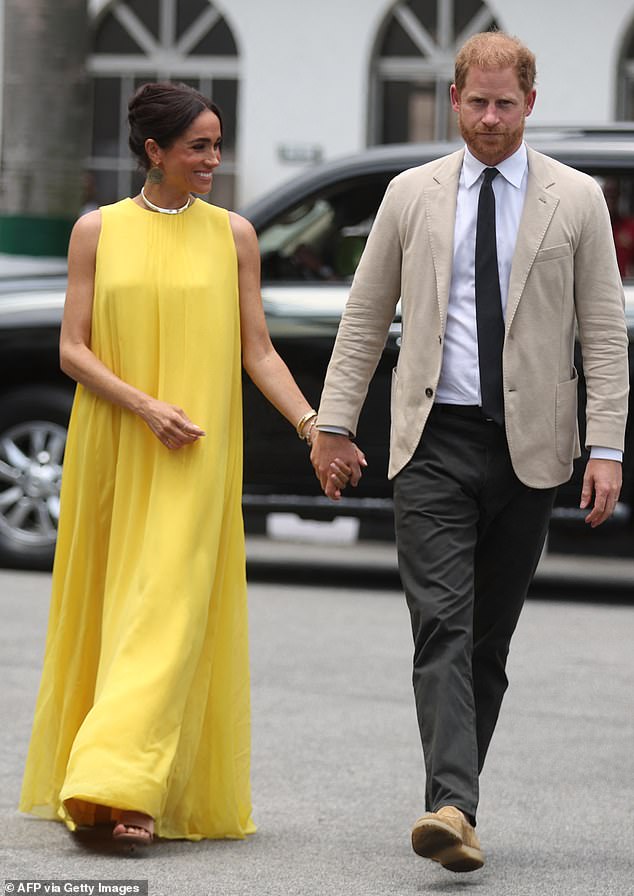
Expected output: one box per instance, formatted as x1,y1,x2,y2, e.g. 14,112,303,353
458,113,525,165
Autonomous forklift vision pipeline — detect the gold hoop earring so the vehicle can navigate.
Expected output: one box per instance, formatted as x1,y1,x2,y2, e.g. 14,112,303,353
147,165,164,184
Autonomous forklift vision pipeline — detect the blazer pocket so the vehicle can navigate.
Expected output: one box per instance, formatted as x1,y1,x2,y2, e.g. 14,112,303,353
533,243,571,264
555,372,579,463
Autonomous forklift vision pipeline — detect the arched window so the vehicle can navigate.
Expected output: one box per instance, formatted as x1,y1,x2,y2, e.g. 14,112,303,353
618,25,634,119
86,0,239,209
370,0,498,145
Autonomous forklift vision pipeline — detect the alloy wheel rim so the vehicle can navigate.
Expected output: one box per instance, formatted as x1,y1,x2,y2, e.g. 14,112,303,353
0,421,66,548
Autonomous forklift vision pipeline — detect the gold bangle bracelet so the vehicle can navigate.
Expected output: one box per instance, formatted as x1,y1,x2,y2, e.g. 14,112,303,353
305,419,318,447
296,409,318,439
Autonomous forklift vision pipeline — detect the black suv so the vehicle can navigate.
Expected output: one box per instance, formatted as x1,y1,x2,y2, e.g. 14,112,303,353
0,129,632,569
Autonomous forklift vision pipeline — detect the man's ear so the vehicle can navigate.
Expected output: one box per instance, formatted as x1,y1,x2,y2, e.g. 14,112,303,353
450,84,460,113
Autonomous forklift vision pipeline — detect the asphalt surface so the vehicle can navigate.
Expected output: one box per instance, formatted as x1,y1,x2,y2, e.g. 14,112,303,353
2,545,633,896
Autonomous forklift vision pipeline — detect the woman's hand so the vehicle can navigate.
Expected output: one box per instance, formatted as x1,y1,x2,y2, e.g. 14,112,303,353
353,444,367,469
140,398,205,450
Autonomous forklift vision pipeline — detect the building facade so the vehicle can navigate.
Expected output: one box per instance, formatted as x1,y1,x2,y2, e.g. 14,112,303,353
2,0,634,247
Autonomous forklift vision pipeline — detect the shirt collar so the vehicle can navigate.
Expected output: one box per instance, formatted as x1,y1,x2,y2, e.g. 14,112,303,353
463,142,528,189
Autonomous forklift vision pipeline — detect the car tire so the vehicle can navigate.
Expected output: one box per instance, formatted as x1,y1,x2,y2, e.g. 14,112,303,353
0,385,73,571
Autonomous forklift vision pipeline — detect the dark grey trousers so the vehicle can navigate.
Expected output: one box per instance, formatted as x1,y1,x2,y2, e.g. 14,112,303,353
393,404,556,823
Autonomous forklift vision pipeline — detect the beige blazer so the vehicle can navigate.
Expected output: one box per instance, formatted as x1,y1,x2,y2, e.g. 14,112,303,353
318,146,630,488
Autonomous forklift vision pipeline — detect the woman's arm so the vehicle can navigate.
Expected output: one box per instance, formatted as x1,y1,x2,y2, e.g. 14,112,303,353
230,211,317,431
60,210,204,450
230,211,364,489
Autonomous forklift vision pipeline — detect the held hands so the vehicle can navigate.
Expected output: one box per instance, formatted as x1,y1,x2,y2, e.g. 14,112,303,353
580,458,622,527
310,431,368,501
141,397,205,450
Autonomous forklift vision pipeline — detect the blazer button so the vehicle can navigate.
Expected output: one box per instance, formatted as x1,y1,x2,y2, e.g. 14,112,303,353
425,387,434,398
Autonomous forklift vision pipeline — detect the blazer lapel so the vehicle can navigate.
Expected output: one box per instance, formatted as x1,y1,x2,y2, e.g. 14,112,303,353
424,150,463,328
506,149,560,328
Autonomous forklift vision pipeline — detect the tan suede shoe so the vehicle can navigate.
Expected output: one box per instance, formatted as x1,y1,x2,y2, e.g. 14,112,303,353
411,805,484,872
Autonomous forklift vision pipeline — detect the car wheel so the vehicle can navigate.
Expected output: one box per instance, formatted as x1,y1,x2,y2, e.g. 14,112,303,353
0,386,73,570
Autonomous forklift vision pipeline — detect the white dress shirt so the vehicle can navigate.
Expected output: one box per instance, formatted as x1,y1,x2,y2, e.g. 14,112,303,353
320,142,621,462
436,143,526,405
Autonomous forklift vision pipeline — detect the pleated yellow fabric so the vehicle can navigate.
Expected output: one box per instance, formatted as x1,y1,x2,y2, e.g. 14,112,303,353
19,198,255,841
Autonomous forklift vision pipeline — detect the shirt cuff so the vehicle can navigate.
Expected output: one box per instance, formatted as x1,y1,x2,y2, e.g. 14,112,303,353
316,425,352,437
589,446,623,462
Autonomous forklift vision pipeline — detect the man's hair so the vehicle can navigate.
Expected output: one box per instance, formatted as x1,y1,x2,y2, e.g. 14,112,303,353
454,31,536,96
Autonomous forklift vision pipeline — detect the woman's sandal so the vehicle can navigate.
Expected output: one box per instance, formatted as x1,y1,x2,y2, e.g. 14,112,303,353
112,811,154,849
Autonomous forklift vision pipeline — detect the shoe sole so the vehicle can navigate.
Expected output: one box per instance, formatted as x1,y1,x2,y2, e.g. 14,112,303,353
412,820,484,873
436,844,484,873
112,827,153,851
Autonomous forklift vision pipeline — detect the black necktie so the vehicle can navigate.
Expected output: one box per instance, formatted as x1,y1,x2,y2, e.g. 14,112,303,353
475,167,504,425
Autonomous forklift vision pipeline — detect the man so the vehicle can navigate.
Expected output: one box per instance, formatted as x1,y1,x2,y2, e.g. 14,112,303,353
311,32,629,874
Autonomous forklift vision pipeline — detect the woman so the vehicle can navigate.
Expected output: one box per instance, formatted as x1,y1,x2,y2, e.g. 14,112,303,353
19,82,355,846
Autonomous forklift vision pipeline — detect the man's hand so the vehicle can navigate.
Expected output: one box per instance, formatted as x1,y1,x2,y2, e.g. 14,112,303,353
310,431,367,501
580,458,622,527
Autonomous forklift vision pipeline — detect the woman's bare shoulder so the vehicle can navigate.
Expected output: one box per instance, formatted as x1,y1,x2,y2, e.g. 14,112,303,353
228,211,258,256
228,210,257,239
71,209,102,248
68,209,103,270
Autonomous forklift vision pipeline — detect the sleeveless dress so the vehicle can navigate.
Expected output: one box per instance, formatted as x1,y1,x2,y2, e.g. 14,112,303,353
19,198,256,841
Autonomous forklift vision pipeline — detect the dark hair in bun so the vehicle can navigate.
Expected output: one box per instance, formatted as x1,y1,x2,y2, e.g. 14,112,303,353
128,81,223,170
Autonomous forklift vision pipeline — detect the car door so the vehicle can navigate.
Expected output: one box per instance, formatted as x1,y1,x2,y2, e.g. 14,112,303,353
242,173,401,528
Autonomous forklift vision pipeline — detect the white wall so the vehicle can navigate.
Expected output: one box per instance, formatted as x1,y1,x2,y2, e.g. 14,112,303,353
223,0,389,205
228,0,634,204
87,0,634,205
487,1,634,124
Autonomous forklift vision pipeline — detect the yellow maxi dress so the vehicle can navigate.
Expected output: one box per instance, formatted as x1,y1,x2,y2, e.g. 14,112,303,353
19,197,255,841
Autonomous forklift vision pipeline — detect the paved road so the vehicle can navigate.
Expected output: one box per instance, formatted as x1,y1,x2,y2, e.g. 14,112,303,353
2,557,633,896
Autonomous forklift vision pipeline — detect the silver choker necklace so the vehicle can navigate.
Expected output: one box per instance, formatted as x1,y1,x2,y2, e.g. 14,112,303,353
141,186,193,215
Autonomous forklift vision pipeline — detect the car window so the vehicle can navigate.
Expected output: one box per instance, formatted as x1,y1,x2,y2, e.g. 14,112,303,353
258,166,634,285
597,172,634,280
259,176,391,283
